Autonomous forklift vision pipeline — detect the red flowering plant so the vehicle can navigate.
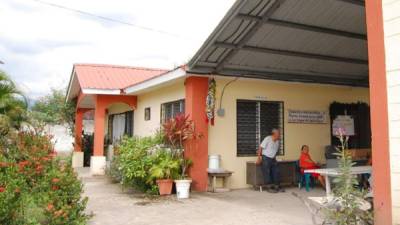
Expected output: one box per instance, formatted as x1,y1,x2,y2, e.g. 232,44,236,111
0,130,89,225
161,113,202,178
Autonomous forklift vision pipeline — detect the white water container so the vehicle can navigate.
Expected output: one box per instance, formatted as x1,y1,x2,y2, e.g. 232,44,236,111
208,154,221,170
175,180,192,199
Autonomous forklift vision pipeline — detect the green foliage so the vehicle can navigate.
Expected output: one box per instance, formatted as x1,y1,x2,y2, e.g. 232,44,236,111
0,71,28,132
324,132,373,225
107,154,122,183
31,88,76,134
115,135,164,194
162,114,201,178
148,151,180,181
0,131,90,225
109,118,198,194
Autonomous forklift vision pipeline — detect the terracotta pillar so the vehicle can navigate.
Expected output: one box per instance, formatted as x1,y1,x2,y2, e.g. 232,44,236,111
91,95,107,175
93,96,106,156
365,0,393,224
74,109,84,152
185,76,209,191
72,108,87,168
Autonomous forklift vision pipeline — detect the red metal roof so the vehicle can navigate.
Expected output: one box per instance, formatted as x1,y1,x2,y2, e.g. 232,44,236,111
74,63,167,90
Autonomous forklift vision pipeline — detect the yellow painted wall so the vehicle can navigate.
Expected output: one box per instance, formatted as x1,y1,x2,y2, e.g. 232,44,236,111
134,81,185,137
208,77,370,189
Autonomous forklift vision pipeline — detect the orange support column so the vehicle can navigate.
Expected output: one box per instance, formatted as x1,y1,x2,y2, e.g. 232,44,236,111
91,95,107,175
90,94,137,175
93,98,106,157
365,0,393,224
185,76,209,192
72,108,88,168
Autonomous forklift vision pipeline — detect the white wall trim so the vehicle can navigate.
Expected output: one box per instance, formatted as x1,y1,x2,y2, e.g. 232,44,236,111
82,88,121,95
66,70,77,102
124,68,187,94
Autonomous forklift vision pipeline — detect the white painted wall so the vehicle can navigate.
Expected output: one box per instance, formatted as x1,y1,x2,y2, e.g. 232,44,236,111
44,121,93,155
44,124,74,153
382,1,400,222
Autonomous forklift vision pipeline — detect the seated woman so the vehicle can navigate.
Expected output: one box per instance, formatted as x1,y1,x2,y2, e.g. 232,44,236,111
299,145,325,188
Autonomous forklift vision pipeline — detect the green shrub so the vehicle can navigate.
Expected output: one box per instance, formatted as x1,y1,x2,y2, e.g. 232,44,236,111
107,154,122,183
116,135,164,194
0,131,89,225
148,150,180,181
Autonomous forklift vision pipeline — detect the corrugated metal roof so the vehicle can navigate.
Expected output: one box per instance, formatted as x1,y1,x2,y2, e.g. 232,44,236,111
188,0,369,87
74,64,167,90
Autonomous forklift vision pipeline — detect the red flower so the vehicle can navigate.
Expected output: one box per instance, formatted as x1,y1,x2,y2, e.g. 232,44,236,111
41,156,50,161
18,161,29,166
18,161,29,171
51,178,60,183
46,203,54,211
51,185,59,191
0,186,5,192
35,165,43,172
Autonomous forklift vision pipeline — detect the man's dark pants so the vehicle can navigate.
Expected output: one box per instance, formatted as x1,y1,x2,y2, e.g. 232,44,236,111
261,155,280,187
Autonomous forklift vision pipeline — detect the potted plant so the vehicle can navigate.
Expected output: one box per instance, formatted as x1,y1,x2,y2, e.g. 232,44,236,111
149,151,180,195
174,158,193,199
162,114,201,199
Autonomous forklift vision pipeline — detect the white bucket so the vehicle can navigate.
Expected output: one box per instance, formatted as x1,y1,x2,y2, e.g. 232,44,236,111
175,180,192,199
208,154,221,170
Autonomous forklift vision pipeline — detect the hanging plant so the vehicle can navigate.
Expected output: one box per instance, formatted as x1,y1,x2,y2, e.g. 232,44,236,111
206,78,216,125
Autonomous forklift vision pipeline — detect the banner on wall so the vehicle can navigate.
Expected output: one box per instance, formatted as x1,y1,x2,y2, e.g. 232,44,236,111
332,115,355,136
288,110,327,124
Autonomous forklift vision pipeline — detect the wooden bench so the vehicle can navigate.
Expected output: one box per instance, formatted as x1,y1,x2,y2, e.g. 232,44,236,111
207,169,233,193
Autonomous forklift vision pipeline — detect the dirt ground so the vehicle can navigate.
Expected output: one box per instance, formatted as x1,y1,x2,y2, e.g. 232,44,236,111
78,168,325,225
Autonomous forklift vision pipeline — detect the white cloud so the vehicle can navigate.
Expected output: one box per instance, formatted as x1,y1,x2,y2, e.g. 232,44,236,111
0,0,235,99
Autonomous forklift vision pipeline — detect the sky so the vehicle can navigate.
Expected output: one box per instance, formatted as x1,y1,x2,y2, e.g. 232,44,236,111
0,0,235,100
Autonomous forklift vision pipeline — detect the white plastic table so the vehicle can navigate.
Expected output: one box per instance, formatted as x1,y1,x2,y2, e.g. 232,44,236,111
304,166,372,197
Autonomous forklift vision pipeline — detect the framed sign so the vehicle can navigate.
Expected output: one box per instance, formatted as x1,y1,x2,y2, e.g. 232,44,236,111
288,110,327,124
332,115,355,136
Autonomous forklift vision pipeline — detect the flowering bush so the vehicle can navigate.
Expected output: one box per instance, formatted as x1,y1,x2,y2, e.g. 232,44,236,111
0,131,89,225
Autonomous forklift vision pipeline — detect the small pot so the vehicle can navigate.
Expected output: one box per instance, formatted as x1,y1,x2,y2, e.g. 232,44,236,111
175,179,192,199
156,179,173,195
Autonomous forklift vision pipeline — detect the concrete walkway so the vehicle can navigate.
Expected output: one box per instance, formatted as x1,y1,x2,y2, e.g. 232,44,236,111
78,168,324,225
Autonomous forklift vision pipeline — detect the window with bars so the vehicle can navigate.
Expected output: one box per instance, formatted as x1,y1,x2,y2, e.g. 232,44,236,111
236,100,284,156
160,99,185,123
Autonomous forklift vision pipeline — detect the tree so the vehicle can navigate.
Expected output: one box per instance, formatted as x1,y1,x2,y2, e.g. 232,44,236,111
31,88,76,134
0,71,27,133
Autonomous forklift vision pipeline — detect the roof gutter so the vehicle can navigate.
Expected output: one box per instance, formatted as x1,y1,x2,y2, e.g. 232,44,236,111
123,67,187,94
81,88,121,95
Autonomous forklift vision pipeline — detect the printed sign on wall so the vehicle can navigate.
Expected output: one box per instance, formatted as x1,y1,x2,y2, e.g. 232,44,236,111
332,115,355,136
288,110,327,124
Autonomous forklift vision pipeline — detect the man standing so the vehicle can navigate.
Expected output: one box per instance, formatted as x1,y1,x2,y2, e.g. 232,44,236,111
257,129,284,193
